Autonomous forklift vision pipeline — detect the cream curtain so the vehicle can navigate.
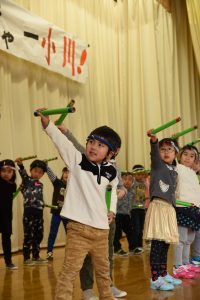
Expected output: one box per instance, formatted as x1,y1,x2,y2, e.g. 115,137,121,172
186,0,200,75
0,0,199,252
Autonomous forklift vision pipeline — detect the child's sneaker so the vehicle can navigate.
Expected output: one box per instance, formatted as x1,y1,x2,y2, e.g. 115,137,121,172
6,262,18,270
115,249,128,256
32,257,48,264
173,265,195,279
133,247,144,255
46,252,53,260
82,289,99,300
191,256,200,265
185,264,200,273
111,285,127,297
150,277,174,290
163,273,182,285
24,259,35,266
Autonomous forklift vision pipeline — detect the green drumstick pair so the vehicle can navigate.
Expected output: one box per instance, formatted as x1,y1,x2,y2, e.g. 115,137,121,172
34,99,76,125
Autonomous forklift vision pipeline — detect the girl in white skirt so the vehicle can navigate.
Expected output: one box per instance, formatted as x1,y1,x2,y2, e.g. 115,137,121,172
143,131,182,290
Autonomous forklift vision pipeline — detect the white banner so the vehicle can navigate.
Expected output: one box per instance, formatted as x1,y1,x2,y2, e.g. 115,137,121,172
0,0,88,83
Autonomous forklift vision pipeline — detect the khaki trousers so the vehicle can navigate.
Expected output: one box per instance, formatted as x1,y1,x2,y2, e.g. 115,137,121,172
55,221,114,300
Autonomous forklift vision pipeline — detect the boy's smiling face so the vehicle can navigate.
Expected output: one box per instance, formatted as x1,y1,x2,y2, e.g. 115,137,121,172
85,139,109,164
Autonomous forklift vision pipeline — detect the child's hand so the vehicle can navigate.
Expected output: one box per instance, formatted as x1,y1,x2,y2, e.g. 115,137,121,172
147,129,157,142
15,157,23,165
36,108,50,129
57,124,68,134
107,211,115,224
117,189,126,200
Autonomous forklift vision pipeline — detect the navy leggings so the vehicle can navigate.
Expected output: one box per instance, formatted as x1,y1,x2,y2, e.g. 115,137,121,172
150,240,170,281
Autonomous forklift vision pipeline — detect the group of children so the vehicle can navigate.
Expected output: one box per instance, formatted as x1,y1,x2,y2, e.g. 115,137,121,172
0,157,69,269
1,110,200,299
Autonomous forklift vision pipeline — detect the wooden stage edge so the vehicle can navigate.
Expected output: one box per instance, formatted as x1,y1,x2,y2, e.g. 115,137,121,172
0,244,200,300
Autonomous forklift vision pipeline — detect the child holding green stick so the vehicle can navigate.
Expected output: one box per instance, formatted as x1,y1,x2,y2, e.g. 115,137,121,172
38,111,121,300
143,132,181,291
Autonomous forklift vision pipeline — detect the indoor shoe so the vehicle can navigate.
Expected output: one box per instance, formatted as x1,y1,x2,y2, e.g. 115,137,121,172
32,257,48,264
115,249,128,256
46,251,53,260
6,262,18,270
24,259,35,266
173,266,195,279
150,277,174,291
111,285,127,297
82,289,99,300
163,273,182,285
185,264,200,273
191,256,200,265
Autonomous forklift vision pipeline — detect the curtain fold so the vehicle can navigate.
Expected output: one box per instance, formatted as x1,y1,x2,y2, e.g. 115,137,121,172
186,0,200,75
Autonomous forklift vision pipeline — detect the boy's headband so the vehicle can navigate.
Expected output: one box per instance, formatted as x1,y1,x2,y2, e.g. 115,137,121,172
87,134,114,151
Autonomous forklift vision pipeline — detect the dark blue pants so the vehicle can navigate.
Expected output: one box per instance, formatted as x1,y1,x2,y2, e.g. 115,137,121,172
23,213,44,260
114,213,134,252
47,214,68,253
131,209,145,249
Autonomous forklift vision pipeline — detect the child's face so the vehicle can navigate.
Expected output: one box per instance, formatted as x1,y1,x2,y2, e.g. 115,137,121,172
135,173,145,182
62,171,69,183
159,142,176,164
180,149,196,168
193,160,200,173
0,167,14,182
30,167,44,180
122,174,133,189
85,139,109,164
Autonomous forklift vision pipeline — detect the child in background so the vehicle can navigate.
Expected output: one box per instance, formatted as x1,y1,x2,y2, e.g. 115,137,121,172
114,172,134,256
39,111,120,300
191,158,200,265
143,132,182,290
46,166,69,260
173,145,200,278
130,165,148,254
15,158,47,266
0,159,17,270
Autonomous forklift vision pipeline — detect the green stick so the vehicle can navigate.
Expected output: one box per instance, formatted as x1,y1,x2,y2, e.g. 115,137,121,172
55,100,76,125
34,106,75,117
105,185,112,211
176,200,194,207
21,155,37,161
13,186,22,200
149,117,181,135
45,204,58,209
187,139,200,146
172,125,197,139
43,157,58,163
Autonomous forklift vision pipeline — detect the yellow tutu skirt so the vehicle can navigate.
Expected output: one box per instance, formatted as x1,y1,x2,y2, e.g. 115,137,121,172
143,198,179,244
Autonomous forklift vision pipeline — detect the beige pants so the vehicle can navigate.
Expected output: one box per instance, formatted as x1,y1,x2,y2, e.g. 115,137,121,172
55,221,114,300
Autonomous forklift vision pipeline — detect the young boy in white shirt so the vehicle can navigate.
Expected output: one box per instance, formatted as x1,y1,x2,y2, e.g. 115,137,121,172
38,111,120,300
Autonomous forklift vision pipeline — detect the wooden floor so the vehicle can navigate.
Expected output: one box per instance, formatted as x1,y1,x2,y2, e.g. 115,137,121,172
1,243,200,300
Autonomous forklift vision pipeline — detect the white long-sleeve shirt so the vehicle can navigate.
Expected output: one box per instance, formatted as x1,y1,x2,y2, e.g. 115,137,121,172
176,163,200,207
45,122,118,229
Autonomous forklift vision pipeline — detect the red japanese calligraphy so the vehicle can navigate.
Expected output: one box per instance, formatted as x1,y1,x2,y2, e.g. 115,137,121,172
77,49,87,74
41,27,56,65
63,36,87,76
